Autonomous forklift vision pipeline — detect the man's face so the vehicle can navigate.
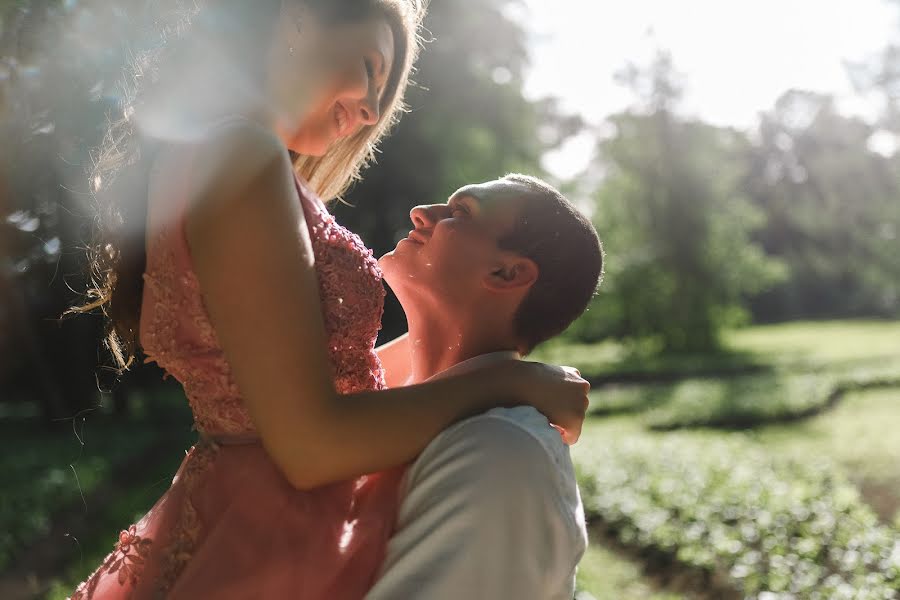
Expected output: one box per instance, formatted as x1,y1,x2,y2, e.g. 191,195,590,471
379,179,529,306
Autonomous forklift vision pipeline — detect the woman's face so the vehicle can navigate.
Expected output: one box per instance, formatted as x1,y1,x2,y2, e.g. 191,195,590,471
268,8,396,155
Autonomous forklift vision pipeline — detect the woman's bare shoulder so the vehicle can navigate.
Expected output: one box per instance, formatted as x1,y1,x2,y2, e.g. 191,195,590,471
160,117,294,220
194,117,288,186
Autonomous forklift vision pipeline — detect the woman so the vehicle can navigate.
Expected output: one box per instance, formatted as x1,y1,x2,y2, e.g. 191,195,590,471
69,0,589,597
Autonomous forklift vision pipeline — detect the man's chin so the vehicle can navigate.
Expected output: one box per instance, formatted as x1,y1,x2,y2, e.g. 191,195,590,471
377,252,404,284
377,250,397,271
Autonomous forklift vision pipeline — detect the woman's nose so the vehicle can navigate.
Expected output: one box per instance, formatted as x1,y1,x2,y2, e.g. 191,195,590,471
358,85,380,126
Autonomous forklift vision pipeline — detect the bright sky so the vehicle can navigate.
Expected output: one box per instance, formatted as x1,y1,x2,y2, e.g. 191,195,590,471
518,0,900,178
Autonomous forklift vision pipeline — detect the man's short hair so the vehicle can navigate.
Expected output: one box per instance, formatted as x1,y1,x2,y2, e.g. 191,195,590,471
497,174,604,354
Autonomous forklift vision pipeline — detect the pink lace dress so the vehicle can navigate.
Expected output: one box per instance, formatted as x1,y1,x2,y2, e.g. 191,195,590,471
70,151,404,599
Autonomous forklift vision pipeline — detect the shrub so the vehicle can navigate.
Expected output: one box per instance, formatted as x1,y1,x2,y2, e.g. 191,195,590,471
576,432,900,598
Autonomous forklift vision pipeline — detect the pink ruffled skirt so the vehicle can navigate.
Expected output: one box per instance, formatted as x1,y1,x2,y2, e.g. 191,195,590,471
71,437,404,599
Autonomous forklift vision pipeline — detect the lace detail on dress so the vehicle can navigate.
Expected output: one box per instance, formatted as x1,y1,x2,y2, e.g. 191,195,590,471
70,526,153,599
140,175,386,438
298,178,386,395
141,225,250,435
156,440,218,596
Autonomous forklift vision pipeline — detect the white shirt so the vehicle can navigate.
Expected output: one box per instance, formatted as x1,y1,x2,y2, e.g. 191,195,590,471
366,352,588,600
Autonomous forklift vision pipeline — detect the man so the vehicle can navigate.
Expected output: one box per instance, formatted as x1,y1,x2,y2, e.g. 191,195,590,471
367,174,604,599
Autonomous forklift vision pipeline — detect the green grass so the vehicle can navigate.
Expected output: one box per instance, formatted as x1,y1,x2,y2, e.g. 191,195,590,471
589,366,900,431
641,372,835,429
726,320,900,369
532,339,763,383
576,538,686,600
536,319,900,383
579,319,900,430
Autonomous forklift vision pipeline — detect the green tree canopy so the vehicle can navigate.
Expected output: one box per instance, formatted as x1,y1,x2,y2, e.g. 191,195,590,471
571,54,785,352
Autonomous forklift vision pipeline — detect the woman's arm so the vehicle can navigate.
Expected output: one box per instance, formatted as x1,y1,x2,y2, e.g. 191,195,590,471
183,122,588,490
375,333,410,387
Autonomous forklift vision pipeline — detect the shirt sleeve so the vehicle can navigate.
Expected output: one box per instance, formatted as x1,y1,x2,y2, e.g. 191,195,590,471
365,415,587,600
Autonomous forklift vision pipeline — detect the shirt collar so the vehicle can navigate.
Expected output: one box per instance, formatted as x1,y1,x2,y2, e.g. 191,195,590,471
425,350,521,383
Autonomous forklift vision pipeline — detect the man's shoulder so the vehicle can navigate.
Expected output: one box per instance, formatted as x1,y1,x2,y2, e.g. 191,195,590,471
373,411,587,600
450,406,569,465
407,406,582,522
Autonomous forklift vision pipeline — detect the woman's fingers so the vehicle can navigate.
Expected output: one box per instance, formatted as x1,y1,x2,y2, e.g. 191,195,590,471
515,360,590,445
558,366,589,445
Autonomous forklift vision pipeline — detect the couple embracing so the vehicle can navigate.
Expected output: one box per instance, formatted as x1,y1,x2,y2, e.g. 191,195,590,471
69,1,603,598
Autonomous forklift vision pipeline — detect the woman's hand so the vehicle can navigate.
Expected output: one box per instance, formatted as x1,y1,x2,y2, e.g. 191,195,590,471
495,360,590,445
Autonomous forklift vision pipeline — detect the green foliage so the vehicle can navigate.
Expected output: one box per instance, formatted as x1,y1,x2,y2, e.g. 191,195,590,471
753,388,900,526
41,446,191,599
574,53,786,351
744,91,900,321
576,430,900,598
641,372,833,430
0,418,161,571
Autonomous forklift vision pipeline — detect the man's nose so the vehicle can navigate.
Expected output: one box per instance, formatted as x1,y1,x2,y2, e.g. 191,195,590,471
410,205,439,229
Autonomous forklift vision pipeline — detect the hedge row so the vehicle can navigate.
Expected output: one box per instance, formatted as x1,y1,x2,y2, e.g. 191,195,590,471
575,432,900,599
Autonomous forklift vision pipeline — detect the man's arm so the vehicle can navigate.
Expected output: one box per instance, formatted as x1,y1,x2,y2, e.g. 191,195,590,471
366,411,587,600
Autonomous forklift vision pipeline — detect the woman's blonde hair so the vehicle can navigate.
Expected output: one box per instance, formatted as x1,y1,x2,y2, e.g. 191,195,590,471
295,0,425,200
70,0,426,369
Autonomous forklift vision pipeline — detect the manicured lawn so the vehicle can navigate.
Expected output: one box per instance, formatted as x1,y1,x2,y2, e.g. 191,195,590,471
534,319,900,382
725,320,900,370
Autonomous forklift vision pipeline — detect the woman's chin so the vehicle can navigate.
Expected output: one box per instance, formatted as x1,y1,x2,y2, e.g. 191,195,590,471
288,129,335,157
289,142,328,157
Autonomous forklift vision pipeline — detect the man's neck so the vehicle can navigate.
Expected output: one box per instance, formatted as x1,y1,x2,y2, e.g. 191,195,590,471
403,305,519,385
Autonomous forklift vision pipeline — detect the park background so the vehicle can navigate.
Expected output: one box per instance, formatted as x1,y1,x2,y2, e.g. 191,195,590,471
1,0,899,598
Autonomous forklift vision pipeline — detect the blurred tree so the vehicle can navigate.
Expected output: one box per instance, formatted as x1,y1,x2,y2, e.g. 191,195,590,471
744,90,900,321
847,0,900,133
571,53,784,352
0,0,153,419
334,0,581,340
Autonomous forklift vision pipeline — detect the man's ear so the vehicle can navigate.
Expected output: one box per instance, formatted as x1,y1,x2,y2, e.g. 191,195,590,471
484,255,538,292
